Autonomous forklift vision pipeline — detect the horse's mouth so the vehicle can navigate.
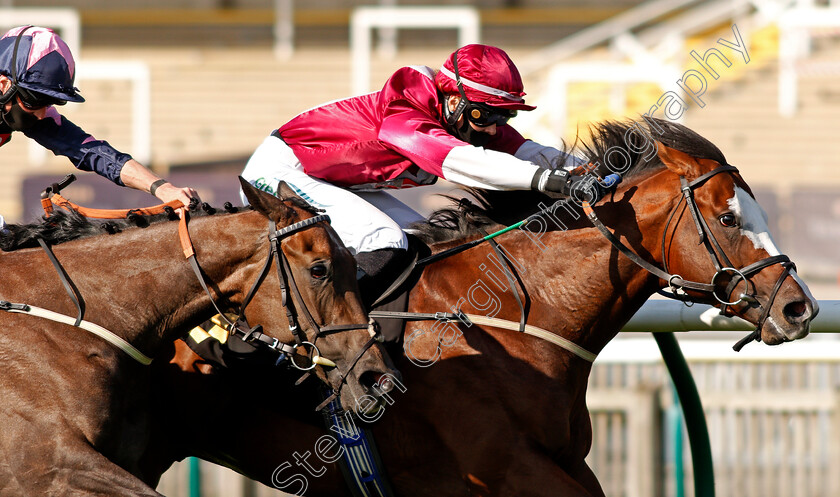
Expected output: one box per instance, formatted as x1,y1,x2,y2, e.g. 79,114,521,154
327,366,403,414
761,316,811,345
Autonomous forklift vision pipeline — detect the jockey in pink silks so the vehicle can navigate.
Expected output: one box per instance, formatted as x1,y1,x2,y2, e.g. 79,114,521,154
240,44,616,302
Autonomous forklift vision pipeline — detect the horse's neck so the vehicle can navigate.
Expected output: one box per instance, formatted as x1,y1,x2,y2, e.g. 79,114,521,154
147,212,271,348
418,206,663,360
23,211,268,358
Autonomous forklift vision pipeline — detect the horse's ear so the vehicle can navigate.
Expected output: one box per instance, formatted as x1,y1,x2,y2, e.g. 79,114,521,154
238,177,294,221
278,181,320,212
277,181,298,200
656,142,701,178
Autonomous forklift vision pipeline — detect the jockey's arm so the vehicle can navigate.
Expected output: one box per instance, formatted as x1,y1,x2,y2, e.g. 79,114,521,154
22,107,198,205
440,141,585,191
118,160,198,206
514,140,585,171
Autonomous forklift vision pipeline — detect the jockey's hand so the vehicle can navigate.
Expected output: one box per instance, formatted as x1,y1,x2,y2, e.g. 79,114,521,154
531,168,621,204
152,181,201,208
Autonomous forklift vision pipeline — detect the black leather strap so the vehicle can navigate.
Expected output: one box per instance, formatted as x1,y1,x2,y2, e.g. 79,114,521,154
149,179,169,197
37,237,85,326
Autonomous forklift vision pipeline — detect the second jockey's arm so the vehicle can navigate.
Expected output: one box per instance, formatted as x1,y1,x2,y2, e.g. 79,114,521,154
118,159,199,206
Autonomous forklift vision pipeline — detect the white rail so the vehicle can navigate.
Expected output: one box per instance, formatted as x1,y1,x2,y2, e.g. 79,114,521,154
349,6,480,96
517,0,700,75
778,6,840,116
0,7,80,55
606,299,840,363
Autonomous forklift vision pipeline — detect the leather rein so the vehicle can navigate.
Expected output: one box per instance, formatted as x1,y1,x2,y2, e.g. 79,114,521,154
582,164,795,351
3,176,379,386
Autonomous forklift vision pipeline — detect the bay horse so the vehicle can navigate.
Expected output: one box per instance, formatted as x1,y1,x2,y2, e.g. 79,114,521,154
141,119,817,496
0,179,396,496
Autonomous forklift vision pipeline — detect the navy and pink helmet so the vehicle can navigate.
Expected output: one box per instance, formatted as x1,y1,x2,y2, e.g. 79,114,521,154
435,44,535,112
0,26,84,103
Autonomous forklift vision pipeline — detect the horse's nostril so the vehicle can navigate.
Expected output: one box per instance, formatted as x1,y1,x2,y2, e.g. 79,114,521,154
783,300,809,322
360,371,393,395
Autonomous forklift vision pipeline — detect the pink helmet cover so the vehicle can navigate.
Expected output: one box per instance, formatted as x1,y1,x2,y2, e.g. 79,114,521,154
435,44,535,111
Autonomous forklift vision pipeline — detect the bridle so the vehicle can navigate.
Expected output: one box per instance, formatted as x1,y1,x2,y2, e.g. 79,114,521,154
211,214,383,409
583,164,796,351
27,176,380,404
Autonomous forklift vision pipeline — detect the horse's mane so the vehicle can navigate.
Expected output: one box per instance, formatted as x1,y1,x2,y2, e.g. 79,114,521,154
413,118,727,244
0,191,322,253
0,207,213,252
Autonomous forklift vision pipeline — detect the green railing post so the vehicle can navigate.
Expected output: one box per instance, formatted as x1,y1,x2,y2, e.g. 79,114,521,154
670,381,685,497
654,332,715,497
188,457,201,497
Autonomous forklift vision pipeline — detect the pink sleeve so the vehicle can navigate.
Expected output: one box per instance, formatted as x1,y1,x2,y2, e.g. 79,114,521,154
377,67,464,178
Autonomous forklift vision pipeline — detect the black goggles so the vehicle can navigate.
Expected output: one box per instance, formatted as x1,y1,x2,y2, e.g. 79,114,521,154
16,87,65,110
464,102,516,127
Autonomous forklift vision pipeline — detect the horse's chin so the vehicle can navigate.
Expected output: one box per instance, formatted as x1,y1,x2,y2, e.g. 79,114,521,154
761,317,811,345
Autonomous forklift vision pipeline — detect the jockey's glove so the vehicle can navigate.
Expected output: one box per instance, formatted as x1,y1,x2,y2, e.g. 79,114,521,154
531,168,621,204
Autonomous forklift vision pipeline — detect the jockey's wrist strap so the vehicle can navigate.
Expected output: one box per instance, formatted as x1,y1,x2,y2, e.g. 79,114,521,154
149,179,169,196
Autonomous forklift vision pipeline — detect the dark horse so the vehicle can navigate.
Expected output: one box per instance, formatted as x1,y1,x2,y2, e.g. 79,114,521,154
141,119,816,496
0,180,397,496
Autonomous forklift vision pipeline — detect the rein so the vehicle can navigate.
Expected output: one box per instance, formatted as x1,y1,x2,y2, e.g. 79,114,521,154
581,164,795,351
5,176,377,379
371,221,598,363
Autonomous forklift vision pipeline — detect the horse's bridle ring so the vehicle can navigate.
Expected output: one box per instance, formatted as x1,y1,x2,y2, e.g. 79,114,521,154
289,341,322,371
711,267,752,306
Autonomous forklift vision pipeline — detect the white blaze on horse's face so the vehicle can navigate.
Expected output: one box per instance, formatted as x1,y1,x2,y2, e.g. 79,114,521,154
727,187,781,257
728,186,819,309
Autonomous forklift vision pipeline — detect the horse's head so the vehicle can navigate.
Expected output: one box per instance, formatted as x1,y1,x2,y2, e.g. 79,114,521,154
608,120,817,347
240,179,399,412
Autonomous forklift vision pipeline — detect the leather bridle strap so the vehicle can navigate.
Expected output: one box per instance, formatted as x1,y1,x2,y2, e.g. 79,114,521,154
731,259,795,351
582,201,714,293
486,236,528,333
315,335,381,411
584,164,797,351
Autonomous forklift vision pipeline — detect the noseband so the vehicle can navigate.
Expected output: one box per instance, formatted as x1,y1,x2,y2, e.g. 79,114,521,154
196,214,381,406
583,165,795,351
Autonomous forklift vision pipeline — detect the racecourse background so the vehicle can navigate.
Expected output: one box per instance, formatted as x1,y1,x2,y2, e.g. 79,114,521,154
3,1,840,496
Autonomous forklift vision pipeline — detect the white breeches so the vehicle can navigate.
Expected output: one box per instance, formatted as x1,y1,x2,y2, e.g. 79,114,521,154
240,135,425,254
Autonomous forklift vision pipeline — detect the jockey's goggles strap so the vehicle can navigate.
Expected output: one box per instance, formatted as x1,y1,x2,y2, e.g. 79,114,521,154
0,26,33,106
438,65,525,103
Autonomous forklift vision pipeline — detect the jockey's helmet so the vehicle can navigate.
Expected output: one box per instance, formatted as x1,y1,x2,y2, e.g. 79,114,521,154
0,26,84,107
435,44,535,113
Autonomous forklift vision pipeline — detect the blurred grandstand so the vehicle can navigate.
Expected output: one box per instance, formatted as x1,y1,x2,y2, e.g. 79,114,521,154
4,2,840,496
3,0,839,283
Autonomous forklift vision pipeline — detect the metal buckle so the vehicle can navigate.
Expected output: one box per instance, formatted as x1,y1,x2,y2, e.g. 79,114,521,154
667,275,694,307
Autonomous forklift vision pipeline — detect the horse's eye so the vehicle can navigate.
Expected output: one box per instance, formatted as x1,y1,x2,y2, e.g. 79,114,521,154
719,213,738,228
310,263,329,280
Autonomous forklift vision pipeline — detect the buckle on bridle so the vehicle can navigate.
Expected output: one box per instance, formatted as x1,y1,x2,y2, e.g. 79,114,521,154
667,275,694,307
